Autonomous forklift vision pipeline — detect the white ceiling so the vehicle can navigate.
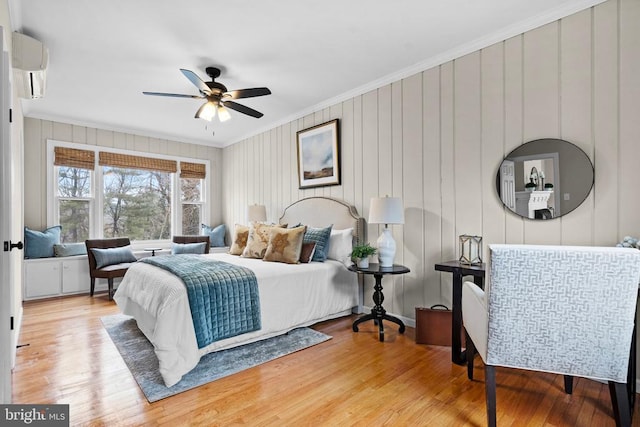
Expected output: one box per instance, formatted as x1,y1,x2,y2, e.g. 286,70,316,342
12,0,603,148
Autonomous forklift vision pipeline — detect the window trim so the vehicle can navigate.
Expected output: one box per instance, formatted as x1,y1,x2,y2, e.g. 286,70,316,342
47,139,210,249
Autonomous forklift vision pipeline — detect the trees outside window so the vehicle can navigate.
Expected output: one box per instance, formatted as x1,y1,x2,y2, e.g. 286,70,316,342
103,167,172,240
181,178,203,235
57,166,91,243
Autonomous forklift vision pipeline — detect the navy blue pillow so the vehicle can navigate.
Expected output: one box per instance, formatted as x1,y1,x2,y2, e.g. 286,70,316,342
303,225,333,262
201,223,226,247
171,242,207,255
24,225,61,259
91,246,137,269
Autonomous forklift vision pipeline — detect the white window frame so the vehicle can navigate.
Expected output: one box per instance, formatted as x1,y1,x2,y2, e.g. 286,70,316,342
46,139,210,250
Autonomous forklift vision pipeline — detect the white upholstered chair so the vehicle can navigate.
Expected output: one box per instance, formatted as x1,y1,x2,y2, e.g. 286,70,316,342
462,244,640,427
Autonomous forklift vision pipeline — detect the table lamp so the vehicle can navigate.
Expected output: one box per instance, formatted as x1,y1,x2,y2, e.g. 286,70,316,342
368,196,404,267
247,204,267,223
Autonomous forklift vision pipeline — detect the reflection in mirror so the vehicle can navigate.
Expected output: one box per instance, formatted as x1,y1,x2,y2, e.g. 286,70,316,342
496,139,594,220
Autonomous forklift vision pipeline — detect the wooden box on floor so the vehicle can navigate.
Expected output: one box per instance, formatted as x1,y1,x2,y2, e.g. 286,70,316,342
415,306,464,346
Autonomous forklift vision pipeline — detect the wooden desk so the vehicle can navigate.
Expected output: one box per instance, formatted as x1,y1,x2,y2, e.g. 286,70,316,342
434,260,485,365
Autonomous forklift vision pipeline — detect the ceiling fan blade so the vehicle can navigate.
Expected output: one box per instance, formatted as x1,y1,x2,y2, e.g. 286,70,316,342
225,87,271,100
223,100,264,118
180,69,211,95
143,91,204,99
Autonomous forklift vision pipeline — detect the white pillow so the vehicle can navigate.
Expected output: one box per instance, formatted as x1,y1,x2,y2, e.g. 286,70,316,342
327,228,354,266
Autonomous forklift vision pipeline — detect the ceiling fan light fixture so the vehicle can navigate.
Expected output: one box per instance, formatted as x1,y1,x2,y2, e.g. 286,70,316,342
195,101,217,121
218,105,231,122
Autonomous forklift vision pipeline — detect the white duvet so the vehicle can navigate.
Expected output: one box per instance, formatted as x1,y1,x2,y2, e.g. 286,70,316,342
114,253,358,387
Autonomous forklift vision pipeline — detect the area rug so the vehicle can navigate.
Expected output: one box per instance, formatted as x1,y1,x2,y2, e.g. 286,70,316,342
101,314,331,402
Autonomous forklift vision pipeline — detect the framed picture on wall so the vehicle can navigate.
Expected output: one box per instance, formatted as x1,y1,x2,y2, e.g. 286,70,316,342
296,119,340,189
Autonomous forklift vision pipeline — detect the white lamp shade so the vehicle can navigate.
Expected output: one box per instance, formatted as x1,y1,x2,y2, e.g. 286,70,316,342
247,204,267,222
368,197,404,225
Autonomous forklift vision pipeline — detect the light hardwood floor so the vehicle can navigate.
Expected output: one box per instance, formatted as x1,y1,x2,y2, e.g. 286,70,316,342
12,295,638,426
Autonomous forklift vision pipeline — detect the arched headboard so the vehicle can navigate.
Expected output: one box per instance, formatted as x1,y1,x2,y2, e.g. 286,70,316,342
279,197,365,244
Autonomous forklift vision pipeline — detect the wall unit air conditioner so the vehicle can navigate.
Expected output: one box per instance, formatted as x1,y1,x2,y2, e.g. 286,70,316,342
12,32,49,99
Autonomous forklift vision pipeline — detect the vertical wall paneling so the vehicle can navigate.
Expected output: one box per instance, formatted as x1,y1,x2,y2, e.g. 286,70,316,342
361,89,379,251
389,81,404,312
592,0,619,245
400,73,423,318
439,62,455,308
423,68,443,305
71,125,87,145
559,9,595,245
503,36,525,243
23,119,42,227
618,0,640,236
341,99,355,205
377,86,393,202
329,104,344,201
523,22,562,244
453,52,483,244
480,43,507,268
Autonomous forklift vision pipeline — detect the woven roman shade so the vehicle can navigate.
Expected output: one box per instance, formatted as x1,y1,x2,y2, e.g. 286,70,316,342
180,161,206,179
54,147,95,170
99,152,177,173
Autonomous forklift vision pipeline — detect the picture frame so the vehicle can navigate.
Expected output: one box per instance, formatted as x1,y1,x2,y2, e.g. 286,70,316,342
296,119,340,189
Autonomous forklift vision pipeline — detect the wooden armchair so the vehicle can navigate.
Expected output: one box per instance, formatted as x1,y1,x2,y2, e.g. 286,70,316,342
172,235,210,254
85,238,137,300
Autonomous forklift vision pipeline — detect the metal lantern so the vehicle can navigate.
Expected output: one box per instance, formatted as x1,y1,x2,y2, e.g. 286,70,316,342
459,234,483,265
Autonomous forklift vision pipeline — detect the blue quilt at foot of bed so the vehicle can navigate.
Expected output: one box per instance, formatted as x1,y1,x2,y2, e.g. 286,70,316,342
141,255,261,349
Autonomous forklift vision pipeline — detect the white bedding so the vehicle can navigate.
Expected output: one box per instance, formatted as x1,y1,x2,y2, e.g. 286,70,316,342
114,253,358,387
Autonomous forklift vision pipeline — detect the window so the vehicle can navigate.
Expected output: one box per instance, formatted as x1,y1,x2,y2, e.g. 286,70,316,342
179,161,206,235
181,178,203,235
102,167,172,240
53,146,95,243
49,141,209,245
57,166,92,243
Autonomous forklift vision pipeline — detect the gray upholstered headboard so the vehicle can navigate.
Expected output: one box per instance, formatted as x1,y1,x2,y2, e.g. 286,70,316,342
279,197,365,244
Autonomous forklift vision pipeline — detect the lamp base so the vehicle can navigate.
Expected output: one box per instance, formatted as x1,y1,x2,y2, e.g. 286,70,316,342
377,228,396,267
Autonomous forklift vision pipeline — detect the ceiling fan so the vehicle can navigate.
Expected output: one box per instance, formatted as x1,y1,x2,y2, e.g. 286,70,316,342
143,67,271,122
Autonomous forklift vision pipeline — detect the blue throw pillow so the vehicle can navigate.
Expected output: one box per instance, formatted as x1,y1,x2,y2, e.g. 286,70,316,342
171,242,207,255
201,223,226,247
24,225,61,259
91,246,137,269
53,243,87,257
303,225,333,262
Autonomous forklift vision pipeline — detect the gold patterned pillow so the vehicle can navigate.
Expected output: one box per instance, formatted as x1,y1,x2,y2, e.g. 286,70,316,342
241,222,286,259
263,226,307,264
229,224,249,255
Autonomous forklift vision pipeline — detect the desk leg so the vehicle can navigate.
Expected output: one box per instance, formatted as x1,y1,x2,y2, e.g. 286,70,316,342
451,272,466,365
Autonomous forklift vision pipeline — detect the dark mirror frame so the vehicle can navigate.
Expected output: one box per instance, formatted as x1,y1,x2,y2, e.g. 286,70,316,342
496,139,594,220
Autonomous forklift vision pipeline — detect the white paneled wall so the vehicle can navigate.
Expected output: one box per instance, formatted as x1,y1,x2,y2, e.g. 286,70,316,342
23,118,224,231
222,0,640,319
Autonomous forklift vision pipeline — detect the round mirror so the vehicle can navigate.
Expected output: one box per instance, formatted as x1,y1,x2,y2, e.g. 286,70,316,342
496,139,594,220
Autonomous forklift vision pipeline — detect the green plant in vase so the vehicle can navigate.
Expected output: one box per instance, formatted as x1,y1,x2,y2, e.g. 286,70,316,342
351,243,377,268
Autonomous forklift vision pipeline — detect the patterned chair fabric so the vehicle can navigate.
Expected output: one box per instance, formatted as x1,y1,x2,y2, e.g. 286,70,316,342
462,244,640,427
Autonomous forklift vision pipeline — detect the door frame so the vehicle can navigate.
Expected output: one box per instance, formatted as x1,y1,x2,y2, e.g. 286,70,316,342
0,27,13,404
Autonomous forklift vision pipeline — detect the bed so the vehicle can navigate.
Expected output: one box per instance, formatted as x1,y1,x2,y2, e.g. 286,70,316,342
114,197,365,387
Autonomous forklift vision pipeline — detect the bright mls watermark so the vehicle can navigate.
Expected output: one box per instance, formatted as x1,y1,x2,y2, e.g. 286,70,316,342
0,405,69,426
